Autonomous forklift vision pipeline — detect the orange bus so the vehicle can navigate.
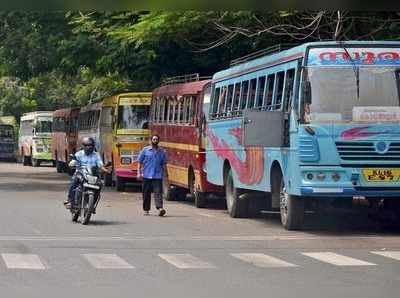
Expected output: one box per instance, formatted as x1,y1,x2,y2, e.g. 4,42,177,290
51,107,80,173
150,74,222,208
99,92,151,191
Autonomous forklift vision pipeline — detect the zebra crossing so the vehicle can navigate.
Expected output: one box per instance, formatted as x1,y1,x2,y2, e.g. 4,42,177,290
0,250,398,271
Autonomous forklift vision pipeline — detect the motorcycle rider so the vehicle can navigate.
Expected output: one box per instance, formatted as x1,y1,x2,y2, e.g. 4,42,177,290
64,137,110,209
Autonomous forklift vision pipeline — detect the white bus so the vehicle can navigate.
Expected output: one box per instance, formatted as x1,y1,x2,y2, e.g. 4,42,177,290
19,111,53,167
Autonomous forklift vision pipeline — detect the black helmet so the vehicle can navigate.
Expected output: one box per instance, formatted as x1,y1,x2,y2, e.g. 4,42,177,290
82,137,95,155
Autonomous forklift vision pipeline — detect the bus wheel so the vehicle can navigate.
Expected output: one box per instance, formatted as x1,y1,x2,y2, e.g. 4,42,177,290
22,155,29,166
278,176,304,230
116,176,125,192
162,174,174,201
32,159,40,167
104,171,113,187
225,168,248,218
56,157,63,173
189,170,207,208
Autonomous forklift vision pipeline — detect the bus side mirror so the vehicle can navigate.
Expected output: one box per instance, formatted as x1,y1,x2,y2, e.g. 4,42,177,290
302,81,312,104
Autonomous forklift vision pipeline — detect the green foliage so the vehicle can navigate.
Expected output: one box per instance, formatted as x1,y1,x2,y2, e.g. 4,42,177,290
0,11,399,121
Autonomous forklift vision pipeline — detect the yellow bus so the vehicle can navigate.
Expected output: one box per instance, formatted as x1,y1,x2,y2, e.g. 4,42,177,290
99,92,151,191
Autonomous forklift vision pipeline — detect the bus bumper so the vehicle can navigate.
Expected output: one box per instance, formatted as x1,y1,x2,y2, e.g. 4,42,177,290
300,186,400,197
299,166,400,198
115,168,137,179
33,152,52,161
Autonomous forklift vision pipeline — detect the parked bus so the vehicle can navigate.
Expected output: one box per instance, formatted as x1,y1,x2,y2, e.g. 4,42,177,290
0,116,17,161
77,102,102,151
206,41,400,230
51,107,80,173
151,74,222,207
100,92,151,191
19,111,53,167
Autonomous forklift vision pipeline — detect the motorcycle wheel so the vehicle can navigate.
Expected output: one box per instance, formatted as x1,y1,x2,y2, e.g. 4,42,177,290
81,193,94,225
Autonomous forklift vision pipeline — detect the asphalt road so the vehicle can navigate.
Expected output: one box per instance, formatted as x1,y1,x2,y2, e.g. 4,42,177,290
0,162,399,298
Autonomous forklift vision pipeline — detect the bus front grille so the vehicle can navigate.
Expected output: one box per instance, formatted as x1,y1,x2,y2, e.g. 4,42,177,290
336,141,400,162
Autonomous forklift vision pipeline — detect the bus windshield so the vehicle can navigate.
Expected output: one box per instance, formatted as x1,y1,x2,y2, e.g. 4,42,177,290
35,119,52,134
0,125,14,139
117,105,149,130
305,66,400,122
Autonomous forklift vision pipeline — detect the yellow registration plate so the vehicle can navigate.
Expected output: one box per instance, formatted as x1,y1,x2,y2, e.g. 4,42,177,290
363,168,400,182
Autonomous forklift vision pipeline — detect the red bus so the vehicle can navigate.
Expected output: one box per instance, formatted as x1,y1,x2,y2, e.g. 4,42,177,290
51,107,80,173
150,74,222,208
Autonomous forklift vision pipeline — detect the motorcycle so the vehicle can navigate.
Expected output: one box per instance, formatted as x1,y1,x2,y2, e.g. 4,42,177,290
69,154,111,225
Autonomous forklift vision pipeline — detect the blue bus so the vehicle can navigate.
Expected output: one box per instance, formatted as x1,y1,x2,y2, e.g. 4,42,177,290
205,41,400,230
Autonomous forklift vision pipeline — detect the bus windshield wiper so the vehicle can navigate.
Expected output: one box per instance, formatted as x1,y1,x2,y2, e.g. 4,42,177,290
340,42,360,100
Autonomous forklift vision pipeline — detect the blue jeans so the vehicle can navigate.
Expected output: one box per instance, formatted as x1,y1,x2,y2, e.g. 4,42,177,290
67,175,80,203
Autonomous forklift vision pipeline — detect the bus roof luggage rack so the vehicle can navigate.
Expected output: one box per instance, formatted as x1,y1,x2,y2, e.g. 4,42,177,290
230,44,298,67
162,73,211,85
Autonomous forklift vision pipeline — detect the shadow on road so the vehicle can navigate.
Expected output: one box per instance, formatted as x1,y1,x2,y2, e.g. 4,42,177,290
88,220,128,226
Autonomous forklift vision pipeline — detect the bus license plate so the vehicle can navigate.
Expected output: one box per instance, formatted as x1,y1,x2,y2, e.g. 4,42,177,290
121,157,132,165
362,168,400,182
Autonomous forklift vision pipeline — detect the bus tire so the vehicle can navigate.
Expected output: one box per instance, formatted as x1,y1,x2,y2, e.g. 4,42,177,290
189,169,207,208
116,177,125,192
32,158,40,167
162,174,174,201
23,155,30,166
104,172,113,187
277,174,304,230
225,168,248,218
56,158,63,173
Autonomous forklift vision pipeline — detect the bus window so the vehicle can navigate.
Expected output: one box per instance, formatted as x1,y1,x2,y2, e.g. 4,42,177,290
232,83,241,110
274,71,285,110
188,96,195,124
256,76,266,108
173,100,179,123
211,87,220,116
184,96,192,124
240,81,249,110
218,86,227,114
225,84,234,112
265,74,275,109
284,69,296,112
178,99,184,123
163,98,168,123
167,99,173,123
117,105,149,129
247,78,257,109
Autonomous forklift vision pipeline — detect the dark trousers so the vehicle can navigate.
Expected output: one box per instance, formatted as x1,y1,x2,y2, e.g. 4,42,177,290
142,178,163,211
68,175,79,203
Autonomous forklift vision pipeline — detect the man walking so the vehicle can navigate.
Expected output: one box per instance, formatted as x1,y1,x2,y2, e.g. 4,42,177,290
137,134,167,216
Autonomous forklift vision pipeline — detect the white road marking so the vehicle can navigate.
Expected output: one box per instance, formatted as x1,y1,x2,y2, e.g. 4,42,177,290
197,213,215,218
158,254,216,269
2,254,46,270
83,254,134,269
371,251,400,261
302,252,376,266
231,253,297,268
